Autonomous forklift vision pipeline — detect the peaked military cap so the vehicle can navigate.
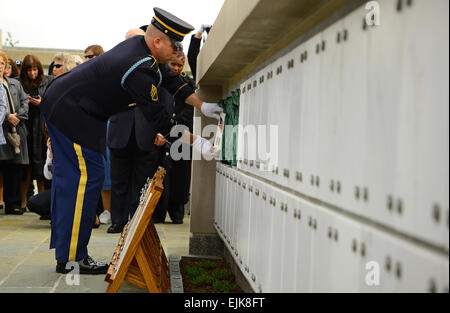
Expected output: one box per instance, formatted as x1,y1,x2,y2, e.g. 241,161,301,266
151,7,194,42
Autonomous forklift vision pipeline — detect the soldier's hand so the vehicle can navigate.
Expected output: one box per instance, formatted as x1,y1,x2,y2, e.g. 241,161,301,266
179,129,192,145
201,102,223,121
154,134,166,147
199,24,212,33
192,135,220,159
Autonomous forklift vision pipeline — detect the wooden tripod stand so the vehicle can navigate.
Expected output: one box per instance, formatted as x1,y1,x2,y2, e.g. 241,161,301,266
105,167,169,293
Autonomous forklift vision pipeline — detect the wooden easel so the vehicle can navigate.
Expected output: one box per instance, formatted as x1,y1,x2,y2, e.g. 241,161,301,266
105,167,169,293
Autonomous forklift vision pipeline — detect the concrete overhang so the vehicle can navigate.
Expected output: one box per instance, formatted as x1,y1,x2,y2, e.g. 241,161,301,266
196,0,355,91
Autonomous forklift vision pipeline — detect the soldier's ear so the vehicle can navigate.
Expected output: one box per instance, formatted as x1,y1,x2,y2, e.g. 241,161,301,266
154,36,163,49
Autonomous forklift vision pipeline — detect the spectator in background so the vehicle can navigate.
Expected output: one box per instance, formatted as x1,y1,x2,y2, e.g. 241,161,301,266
27,126,52,220
72,55,83,66
188,24,211,81
48,61,55,76
98,123,111,226
0,58,11,210
0,50,30,215
5,58,19,78
0,84,5,212
15,60,22,77
84,45,104,61
52,53,78,77
152,49,195,224
19,55,54,212
83,44,110,226
0,85,6,144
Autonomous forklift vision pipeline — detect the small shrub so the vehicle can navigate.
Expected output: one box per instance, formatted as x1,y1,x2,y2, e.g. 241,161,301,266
198,260,216,270
213,280,237,293
212,269,232,281
192,273,213,286
185,266,205,279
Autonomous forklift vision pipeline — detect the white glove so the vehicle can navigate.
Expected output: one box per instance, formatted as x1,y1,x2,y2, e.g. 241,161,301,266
198,24,212,33
193,136,220,158
201,102,223,120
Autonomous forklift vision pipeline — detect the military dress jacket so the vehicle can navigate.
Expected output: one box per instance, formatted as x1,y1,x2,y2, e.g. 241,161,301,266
106,84,174,152
40,35,195,153
173,73,195,132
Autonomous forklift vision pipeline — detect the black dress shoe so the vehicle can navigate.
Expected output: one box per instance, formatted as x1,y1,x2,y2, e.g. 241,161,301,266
172,219,183,224
5,207,24,215
56,256,108,274
107,224,124,233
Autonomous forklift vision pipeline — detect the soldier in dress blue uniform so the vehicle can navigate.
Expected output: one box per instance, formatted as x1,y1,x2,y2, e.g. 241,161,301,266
106,27,176,234
40,8,223,274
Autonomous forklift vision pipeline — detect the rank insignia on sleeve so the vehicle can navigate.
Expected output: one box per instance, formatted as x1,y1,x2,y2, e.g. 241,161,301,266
150,84,158,101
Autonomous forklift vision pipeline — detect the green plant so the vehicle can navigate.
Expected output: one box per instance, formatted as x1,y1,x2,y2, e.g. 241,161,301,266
198,260,216,270
212,268,232,281
185,266,205,279
213,280,237,293
4,32,19,47
191,273,213,286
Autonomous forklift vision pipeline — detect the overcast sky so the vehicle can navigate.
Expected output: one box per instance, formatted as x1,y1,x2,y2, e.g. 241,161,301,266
0,0,224,52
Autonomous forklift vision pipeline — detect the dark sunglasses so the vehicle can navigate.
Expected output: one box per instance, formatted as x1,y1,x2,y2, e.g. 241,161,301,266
53,64,63,69
84,54,95,59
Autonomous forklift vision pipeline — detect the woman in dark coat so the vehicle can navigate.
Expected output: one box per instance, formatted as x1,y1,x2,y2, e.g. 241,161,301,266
19,55,53,210
0,50,30,214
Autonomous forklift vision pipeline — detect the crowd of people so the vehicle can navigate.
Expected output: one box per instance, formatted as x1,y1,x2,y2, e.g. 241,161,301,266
0,22,212,232
0,51,86,213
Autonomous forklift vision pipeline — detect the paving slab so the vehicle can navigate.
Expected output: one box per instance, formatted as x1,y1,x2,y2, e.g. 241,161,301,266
0,211,190,293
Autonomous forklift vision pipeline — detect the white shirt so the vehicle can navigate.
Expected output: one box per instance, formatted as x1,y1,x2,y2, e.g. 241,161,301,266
44,148,53,180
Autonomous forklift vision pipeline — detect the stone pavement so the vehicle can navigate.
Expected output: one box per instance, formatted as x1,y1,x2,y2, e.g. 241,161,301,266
0,210,190,293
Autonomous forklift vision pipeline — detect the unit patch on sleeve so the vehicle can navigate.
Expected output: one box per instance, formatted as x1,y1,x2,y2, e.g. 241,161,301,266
151,84,158,102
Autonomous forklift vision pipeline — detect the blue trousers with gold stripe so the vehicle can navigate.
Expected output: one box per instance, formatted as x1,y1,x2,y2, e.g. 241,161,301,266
45,119,104,262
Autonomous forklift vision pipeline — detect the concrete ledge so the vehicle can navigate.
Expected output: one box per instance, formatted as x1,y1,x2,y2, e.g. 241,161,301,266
188,233,224,258
169,255,184,293
197,0,355,89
